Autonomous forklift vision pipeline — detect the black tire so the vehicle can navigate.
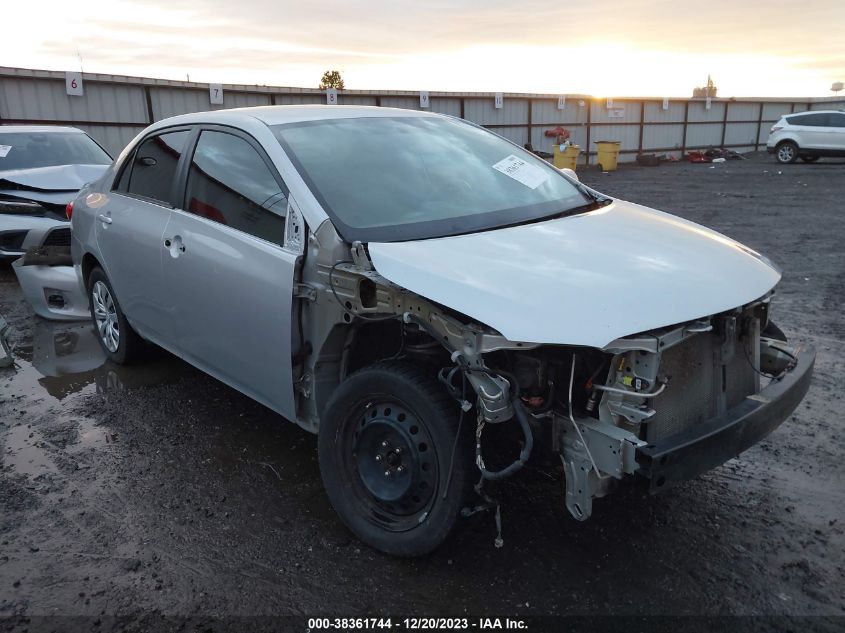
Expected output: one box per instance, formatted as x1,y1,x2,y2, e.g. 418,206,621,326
775,141,799,164
318,360,472,556
87,266,145,364
800,155,820,163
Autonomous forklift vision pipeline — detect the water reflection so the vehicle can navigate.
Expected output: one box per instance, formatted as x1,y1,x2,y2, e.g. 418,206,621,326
9,319,185,401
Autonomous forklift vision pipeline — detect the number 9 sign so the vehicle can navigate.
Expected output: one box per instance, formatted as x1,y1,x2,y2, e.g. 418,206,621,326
66,71,84,97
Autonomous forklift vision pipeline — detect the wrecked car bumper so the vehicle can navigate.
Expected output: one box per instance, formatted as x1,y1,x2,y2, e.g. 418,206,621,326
11,258,89,321
637,345,815,492
0,216,68,260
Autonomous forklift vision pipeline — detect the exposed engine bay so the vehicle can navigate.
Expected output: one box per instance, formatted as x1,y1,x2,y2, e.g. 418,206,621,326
293,242,802,529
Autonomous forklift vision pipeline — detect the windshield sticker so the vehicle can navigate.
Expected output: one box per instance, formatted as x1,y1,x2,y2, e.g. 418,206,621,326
492,154,549,189
0,145,11,158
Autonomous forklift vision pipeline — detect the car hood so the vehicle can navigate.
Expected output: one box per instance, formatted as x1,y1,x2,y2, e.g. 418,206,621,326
368,199,781,349
0,164,108,205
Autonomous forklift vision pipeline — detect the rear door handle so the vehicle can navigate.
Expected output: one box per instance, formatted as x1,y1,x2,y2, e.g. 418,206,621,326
98,214,112,224
164,236,186,254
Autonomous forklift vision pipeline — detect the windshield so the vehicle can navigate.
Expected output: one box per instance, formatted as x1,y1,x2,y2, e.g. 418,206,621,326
273,116,592,242
0,131,112,171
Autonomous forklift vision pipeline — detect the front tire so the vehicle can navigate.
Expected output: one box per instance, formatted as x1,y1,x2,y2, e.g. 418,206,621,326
87,267,145,364
776,141,798,164
318,361,472,556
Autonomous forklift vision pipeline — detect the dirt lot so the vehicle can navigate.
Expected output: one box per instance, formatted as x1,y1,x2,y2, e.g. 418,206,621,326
1,153,843,629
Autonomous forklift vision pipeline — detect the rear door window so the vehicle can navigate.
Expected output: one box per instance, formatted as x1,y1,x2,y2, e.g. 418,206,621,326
116,130,191,205
787,113,831,127
182,130,287,246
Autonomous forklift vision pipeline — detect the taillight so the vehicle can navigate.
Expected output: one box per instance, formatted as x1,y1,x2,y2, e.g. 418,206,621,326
770,126,783,133
65,201,74,220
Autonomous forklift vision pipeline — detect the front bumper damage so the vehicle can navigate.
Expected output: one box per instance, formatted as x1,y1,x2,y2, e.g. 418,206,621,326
12,250,89,321
637,344,815,492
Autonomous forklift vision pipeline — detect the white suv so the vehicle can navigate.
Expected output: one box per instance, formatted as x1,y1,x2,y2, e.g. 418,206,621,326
767,110,845,163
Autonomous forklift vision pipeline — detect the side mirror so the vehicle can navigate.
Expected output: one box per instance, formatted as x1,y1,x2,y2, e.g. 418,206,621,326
559,167,579,182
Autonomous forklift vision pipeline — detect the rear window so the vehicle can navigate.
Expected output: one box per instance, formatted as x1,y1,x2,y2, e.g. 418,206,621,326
116,130,190,205
0,131,111,170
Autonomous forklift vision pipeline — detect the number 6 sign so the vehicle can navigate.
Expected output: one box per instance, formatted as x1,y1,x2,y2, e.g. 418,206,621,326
66,71,83,97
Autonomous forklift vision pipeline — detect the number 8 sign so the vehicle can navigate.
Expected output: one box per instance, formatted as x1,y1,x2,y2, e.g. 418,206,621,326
66,71,83,97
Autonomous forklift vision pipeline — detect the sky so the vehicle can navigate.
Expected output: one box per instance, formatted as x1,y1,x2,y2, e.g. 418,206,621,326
4,0,844,97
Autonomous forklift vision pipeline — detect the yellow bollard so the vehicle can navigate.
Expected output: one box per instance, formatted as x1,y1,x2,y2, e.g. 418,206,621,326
553,144,580,171
595,141,621,171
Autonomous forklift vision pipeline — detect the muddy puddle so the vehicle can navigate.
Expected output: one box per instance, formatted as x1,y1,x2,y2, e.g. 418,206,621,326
1,318,187,482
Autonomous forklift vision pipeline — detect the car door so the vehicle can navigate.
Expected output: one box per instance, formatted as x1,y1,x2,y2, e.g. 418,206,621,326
828,112,845,151
161,126,298,419
794,113,832,149
97,128,191,341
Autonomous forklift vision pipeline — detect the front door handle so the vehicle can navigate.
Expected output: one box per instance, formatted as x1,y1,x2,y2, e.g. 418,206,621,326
98,214,112,224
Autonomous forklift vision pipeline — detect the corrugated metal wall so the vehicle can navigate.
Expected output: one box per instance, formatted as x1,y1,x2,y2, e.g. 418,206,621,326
2,66,844,164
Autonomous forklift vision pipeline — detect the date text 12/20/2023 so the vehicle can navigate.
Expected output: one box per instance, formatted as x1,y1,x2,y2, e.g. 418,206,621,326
307,618,528,630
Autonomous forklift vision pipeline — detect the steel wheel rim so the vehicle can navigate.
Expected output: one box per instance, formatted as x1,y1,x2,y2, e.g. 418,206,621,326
778,145,794,162
347,400,438,532
92,281,120,353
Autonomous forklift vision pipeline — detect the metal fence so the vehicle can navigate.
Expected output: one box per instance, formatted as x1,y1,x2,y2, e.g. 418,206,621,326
2,66,844,164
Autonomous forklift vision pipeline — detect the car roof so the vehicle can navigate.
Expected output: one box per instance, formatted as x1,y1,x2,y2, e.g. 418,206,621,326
786,110,844,116
0,125,87,134
150,105,441,131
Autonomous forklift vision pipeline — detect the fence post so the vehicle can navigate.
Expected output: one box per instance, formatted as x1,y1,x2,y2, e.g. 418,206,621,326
144,86,155,124
755,102,764,151
585,99,592,166
720,101,729,148
526,98,532,149
681,100,689,157
638,101,645,157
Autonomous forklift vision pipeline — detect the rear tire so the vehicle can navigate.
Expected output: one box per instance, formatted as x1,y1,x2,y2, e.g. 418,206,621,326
800,155,820,163
318,361,472,556
87,267,145,364
775,141,798,164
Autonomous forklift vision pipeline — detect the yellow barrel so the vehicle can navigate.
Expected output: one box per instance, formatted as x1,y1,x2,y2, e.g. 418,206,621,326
553,144,580,170
595,141,621,171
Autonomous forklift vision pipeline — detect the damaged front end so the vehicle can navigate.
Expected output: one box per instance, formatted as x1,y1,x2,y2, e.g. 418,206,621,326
12,245,89,321
317,253,814,524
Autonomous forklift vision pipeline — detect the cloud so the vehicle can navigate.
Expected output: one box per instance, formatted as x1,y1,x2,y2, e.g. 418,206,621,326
6,0,844,95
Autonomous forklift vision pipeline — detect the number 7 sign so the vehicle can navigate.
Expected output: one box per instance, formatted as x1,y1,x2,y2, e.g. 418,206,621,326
209,83,224,105
66,72,83,97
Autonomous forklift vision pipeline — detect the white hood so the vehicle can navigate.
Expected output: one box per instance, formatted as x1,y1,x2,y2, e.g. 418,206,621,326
368,199,781,349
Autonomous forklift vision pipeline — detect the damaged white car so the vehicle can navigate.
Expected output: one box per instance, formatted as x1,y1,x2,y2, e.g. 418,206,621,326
1,125,111,319
70,106,814,556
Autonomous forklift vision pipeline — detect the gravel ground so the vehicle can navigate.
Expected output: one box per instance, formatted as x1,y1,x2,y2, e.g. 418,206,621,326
0,153,843,630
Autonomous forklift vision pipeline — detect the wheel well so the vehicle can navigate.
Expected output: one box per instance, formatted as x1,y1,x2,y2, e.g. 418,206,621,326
80,253,102,289
776,139,798,149
346,321,452,377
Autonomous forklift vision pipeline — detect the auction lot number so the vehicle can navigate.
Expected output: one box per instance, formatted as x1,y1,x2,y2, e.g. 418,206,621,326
308,618,527,630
